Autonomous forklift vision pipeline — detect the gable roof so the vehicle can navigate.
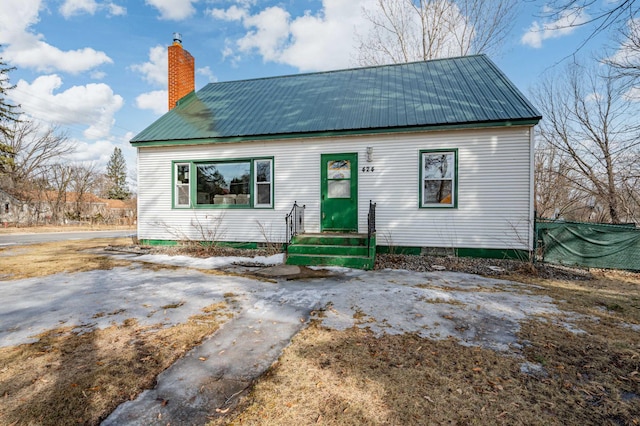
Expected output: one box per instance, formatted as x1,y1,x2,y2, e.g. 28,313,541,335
131,54,541,146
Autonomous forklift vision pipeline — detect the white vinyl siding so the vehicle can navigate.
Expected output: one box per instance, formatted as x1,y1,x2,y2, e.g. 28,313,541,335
137,126,533,250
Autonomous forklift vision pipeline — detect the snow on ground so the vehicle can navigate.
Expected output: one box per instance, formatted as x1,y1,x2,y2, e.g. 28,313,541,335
134,253,284,269
1,253,568,353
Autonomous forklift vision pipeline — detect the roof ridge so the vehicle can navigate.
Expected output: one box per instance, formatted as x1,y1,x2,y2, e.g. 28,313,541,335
205,54,489,86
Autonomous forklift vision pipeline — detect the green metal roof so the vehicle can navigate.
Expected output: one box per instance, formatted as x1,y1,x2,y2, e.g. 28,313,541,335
131,54,541,145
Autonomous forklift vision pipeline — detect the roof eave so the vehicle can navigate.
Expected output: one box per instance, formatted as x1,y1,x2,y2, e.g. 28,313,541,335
130,117,541,147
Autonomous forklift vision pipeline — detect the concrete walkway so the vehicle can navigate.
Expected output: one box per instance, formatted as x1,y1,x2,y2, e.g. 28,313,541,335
103,282,312,425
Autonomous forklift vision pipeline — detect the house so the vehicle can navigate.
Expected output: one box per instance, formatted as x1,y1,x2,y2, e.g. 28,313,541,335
0,188,135,226
131,37,541,268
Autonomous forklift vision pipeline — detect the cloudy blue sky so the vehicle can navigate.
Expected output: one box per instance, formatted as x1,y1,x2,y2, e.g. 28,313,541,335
0,0,616,182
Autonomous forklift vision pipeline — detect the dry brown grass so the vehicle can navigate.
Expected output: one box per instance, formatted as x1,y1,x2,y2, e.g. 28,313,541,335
4,239,640,425
0,237,234,425
506,270,640,324
212,320,640,426
212,269,640,426
0,238,133,280
0,224,135,234
0,303,229,426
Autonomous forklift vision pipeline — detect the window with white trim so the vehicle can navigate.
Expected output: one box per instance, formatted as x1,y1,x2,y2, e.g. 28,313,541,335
175,163,190,207
420,150,457,208
254,159,272,207
173,158,273,209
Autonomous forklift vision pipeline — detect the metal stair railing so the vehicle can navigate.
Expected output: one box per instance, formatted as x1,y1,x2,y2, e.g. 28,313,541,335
367,200,376,253
285,201,305,245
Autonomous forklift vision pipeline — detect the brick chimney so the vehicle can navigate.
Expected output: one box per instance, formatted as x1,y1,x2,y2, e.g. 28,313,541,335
168,33,195,110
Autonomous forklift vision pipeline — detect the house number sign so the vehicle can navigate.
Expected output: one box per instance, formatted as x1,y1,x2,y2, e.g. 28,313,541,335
361,166,375,173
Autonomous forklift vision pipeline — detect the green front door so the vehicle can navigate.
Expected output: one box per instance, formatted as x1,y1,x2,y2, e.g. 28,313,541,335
321,153,358,232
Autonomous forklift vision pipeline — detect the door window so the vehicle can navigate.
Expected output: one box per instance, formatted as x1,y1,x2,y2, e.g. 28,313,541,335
327,160,351,198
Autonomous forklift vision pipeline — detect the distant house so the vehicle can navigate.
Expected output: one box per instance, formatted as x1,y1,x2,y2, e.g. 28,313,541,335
0,188,24,225
131,41,541,268
0,188,135,226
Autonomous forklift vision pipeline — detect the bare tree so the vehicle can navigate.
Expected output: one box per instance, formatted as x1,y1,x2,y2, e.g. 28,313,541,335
533,62,640,224
605,17,640,82
0,120,75,192
535,139,589,220
541,1,639,41
46,164,74,223
539,1,640,80
356,0,519,66
69,163,100,220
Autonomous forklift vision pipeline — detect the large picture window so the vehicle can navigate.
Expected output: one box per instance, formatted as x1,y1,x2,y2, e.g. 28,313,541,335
420,150,457,208
197,161,250,205
173,158,273,208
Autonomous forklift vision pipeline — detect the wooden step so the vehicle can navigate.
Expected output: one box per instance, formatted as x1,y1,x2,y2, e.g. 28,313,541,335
285,253,374,270
286,233,376,270
291,233,368,247
287,244,369,257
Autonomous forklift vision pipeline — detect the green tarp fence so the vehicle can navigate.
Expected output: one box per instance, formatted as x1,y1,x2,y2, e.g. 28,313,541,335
536,220,640,271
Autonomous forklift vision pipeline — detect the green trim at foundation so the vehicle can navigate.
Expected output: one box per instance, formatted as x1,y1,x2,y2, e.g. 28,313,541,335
140,239,260,250
139,239,528,261
457,248,530,261
376,246,423,255
376,245,530,260
140,239,179,246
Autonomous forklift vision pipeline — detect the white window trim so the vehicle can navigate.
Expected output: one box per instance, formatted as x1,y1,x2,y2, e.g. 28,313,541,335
254,158,273,208
420,150,457,208
175,162,191,208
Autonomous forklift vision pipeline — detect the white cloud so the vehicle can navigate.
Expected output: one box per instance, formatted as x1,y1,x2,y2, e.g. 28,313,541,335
607,18,640,72
135,90,168,115
237,7,291,62
0,0,112,73
11,75,124,140
521,7,590,48
131,45,167,86
585,92,602,103
0,0,41,37
66,136,136,179
209,0,371,72
209,5,248,21
91,70,107,79
3,40,112,74
280,0,367,71
59,0,126,17
60,0,98,18
623,86,640,102
68,138,117,164
197,66,218,83
107,2,126,16
145,0,198,20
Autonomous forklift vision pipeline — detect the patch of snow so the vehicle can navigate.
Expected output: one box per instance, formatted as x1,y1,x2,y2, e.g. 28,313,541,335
520,362,548,377
1,253,578,355
134,253,284,269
